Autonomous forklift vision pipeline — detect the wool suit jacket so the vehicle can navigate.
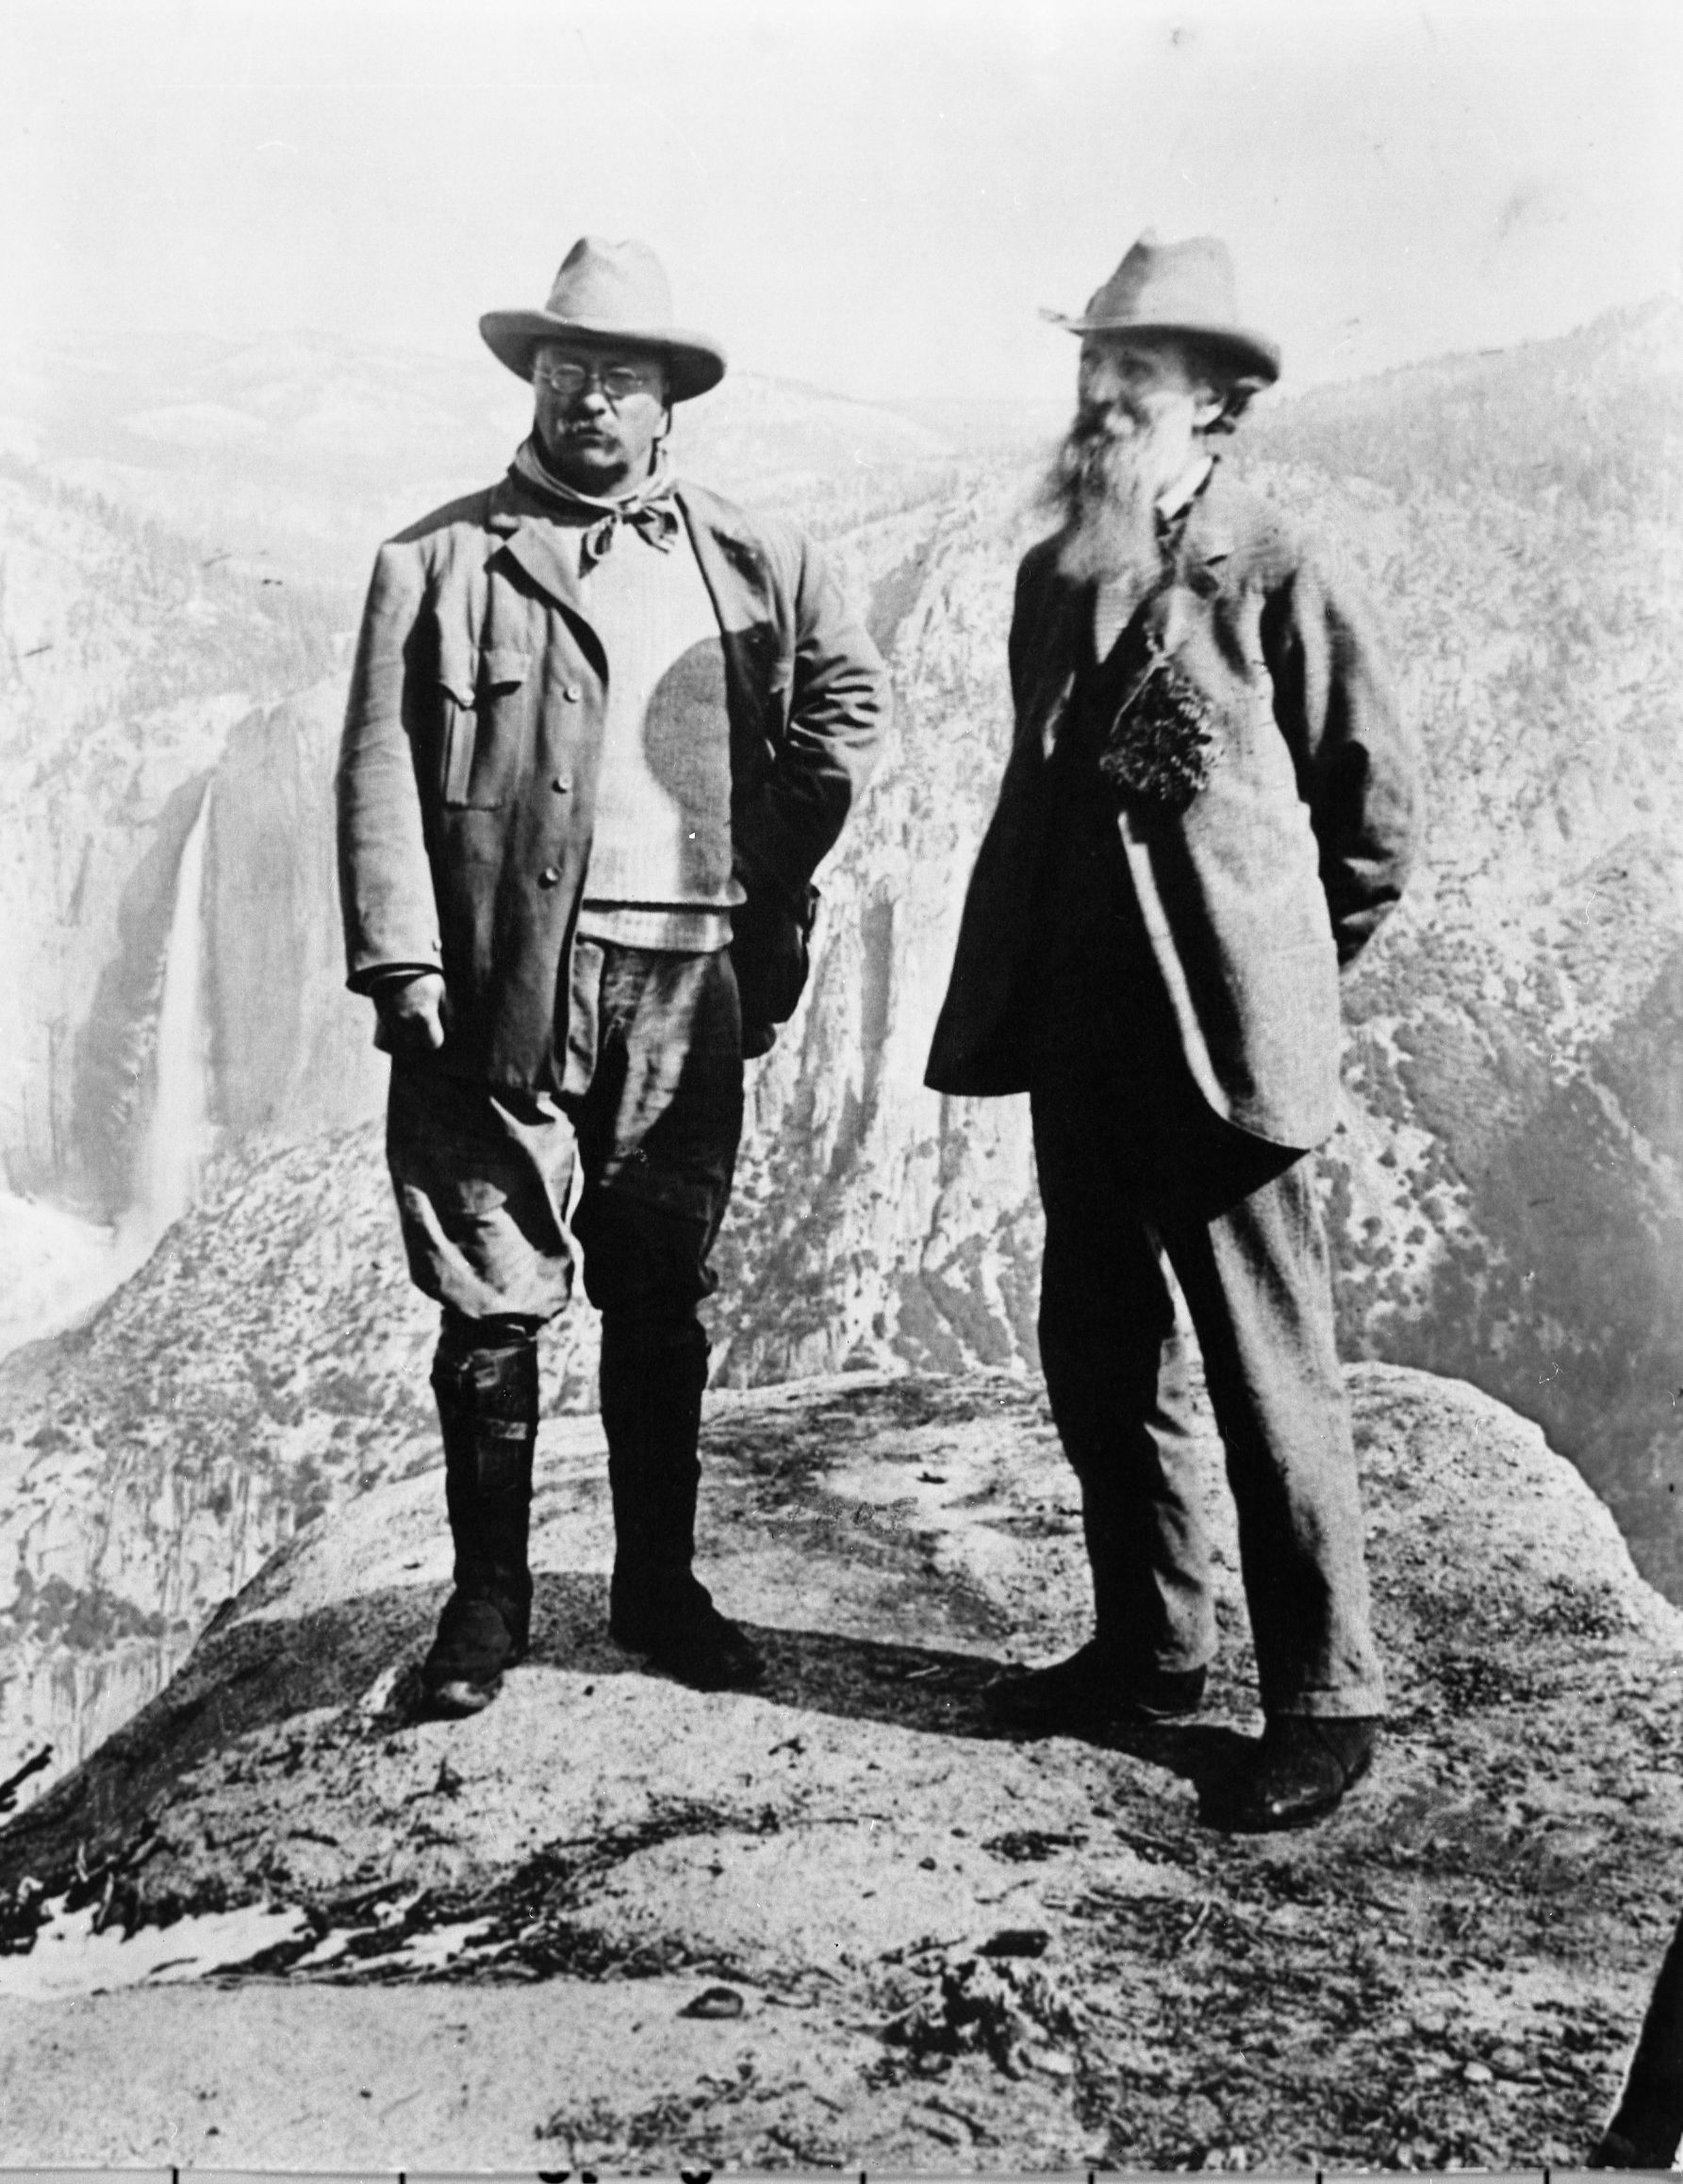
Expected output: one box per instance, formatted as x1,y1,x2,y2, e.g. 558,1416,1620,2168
925,462,1422,1150
338,471,888,1091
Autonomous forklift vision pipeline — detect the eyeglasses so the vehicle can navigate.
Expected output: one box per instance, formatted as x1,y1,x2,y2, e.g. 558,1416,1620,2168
533,359,659,402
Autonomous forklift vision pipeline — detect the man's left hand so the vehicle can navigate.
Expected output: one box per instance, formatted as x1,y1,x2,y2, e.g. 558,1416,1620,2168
730,885,817,1048
373,970,449,1058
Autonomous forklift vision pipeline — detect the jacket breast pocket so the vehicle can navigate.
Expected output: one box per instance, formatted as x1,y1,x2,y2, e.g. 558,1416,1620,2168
436,642,531,808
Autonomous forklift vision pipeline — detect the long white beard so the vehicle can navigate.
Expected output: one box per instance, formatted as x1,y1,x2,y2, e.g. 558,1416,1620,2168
1044,414,1180,589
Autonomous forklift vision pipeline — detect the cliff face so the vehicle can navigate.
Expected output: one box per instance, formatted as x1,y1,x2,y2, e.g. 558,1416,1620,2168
1,1364,1678,2171
0,451,341,1215
203,684,388,1143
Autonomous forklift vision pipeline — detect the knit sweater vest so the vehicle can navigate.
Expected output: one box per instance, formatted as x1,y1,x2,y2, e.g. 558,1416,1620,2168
573,521,741,953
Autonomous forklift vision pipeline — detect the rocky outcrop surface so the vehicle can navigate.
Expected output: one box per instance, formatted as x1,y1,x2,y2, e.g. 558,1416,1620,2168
1,1364,1677,2170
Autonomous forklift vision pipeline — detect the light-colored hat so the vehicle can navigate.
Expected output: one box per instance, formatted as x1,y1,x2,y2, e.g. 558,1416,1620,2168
480,237,727,403
1044,232,1280,385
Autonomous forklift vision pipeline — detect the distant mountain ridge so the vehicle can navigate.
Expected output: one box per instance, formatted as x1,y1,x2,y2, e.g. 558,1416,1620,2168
0,334,959,592
1248,294,1683,518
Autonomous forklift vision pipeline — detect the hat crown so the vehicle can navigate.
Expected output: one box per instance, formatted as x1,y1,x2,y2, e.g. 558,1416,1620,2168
540,236,677,339
1084,232,1241,336
480,235,727,400
1048,229,1279,383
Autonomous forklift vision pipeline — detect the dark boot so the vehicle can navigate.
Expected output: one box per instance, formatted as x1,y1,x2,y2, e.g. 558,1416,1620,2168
601,1314,764,1691
422,1317,538,1716
983,1641,1206,1733
983,1457,1211,1733
1209,1715,1381,1832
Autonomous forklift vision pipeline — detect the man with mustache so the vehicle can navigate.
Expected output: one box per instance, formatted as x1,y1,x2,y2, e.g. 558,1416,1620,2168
927,235,1421,1829
338,238,886,1714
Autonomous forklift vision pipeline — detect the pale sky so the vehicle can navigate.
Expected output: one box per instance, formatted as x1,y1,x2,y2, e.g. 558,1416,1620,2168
3,0,1679,405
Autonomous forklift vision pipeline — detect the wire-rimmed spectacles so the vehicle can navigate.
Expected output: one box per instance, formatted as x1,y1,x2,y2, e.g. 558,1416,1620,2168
534,358,659,403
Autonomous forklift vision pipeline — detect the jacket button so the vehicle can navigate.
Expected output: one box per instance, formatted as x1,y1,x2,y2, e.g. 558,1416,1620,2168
538,866,560,887
552,775,571,794
563,684,582,703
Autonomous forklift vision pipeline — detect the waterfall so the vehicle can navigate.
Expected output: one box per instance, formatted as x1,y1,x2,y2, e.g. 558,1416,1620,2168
117,779,217,1260
0,781,219,1357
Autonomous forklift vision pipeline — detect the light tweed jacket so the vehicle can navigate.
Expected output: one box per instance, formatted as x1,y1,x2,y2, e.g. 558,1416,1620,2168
926,462,1423,1150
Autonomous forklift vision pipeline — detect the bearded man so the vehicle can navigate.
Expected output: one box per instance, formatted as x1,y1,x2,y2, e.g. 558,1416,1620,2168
338,238,886,1714
926,234,1422,1829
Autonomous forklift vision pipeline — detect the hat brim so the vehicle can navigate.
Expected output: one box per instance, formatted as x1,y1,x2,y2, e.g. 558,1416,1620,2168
1043,308,1280,386
479,311,727,403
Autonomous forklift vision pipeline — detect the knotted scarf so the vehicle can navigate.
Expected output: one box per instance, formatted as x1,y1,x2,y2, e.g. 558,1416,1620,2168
511,437,682,572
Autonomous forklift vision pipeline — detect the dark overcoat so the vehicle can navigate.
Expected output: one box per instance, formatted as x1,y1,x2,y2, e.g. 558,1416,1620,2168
338,472,887,1090
925,463,1422,1150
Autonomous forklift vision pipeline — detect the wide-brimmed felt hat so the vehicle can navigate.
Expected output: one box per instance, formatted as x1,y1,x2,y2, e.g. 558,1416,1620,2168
1043,231,1280,385
480,237,726,403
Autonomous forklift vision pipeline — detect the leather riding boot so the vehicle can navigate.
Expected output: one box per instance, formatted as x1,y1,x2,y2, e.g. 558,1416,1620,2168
602,1314,708,1640
423,1317,538,1713
601,1314,763,1689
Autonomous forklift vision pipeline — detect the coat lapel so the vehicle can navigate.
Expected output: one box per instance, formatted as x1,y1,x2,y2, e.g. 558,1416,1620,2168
674,482,778,637
1173,464,1236,581
674,481,788,790
1132,465,1237,658
485,474,586,618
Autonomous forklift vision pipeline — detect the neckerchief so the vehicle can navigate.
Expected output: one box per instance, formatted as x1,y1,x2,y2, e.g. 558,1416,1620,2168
511,437,682,572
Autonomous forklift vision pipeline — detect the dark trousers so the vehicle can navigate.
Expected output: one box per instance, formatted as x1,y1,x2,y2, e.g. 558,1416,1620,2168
1029,930,1385,1720
387,940,744,1616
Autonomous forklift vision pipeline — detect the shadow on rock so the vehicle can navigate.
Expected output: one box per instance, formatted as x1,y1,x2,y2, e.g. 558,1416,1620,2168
0,1565,1250,1891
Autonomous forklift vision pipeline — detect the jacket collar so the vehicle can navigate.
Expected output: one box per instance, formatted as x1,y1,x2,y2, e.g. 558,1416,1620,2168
486,470,584,613
672,479,773,604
